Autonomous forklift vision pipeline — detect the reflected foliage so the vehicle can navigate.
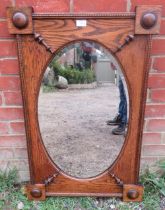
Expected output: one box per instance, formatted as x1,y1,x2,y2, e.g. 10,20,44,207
50,61,95,84
38,41,128,178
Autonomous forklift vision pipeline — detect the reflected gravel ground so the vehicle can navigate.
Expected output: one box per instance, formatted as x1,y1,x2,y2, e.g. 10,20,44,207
38,83,126,178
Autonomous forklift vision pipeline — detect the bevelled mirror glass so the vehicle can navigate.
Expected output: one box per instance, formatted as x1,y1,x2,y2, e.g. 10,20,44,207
38,41,129,178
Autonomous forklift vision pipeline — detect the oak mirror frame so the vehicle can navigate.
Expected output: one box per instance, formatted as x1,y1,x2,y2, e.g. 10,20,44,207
6,5,161,201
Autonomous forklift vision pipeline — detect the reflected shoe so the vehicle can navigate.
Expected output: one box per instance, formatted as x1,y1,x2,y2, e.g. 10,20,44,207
107,114,122,126
112,124,126,135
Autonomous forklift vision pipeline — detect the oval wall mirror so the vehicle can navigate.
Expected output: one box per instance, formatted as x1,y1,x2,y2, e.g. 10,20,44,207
11,8,155,200
38,41,129,178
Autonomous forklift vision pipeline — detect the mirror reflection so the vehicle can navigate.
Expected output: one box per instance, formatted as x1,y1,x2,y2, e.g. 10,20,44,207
38,41,129,178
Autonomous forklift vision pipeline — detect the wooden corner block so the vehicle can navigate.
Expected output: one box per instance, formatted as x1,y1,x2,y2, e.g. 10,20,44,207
123,184,144,202
26,184,46,201
6,7,33,34
135,5,162,34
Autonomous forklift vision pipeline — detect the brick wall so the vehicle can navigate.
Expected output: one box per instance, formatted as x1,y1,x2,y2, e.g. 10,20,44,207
0,0,165,181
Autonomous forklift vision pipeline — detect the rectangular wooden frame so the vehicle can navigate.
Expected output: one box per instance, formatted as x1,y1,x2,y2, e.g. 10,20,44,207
6,6,161,201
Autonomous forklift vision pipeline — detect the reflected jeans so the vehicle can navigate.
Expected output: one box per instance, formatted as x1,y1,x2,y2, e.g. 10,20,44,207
118,77,127,125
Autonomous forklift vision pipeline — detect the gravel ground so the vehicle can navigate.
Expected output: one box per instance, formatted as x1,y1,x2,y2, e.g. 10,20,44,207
38,83,125,178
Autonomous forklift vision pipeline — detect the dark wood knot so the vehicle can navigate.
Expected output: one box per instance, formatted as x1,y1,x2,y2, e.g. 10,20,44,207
141,12,157,29
127,189,139,199
30,188,42,198
12,12,29,29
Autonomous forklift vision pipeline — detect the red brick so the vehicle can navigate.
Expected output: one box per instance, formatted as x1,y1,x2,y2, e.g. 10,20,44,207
0,149,13,159
0,0,14,18
15,0,69,12
0,122,10,135
146,119,165,132
153,57,165,72
74,0,127,12
10,122,25,134
0,76,20,91
160,19,165,35
0,135,26,147
162,133,165,144
151,39,165,55
19,171,30,181
142,133,161,145
0,160,9,171
131,0,165,16
0,40,17,57
14,148,28,159
0,160,28,171
0,59,19,75
0,108,24,120
145,104,165,117
143,145,165,156
151,89,165,102
148,74,165,88
141,157,158,168
4,91,22,105
0,21,13,38
0,95,2,105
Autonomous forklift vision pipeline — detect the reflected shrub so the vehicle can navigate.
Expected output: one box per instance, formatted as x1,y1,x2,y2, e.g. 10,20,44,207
50,61,96,84
58,68,95,84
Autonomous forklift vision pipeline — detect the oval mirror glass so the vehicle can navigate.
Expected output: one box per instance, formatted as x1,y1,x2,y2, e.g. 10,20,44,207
38,41,129,178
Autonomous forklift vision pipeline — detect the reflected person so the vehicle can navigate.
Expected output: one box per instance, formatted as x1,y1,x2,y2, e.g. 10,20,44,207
107,63,127,135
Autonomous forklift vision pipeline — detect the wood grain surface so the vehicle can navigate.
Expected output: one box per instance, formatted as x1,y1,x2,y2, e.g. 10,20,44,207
135,5,162,34
7,7,33,34
34,18,134,53
16,14,151,200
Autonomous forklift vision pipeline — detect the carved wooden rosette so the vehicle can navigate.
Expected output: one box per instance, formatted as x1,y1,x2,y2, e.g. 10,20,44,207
7,6,161,201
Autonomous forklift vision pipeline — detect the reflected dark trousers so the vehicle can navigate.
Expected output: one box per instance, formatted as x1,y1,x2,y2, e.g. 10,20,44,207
118,77,127,125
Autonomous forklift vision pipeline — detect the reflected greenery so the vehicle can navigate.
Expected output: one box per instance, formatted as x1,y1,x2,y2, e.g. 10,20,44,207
50,61,95,84
38,41,128,178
